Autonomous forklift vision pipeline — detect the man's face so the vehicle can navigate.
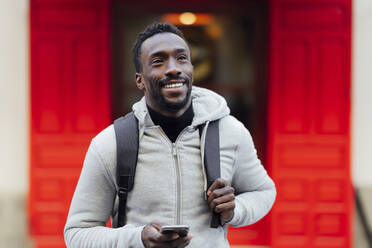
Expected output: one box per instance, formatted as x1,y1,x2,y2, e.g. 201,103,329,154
136,32,193,117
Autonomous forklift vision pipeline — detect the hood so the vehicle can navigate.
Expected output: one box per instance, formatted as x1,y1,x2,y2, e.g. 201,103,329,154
132,86,230,128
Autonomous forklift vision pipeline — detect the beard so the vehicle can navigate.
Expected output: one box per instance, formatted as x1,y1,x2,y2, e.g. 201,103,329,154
148,74,192,112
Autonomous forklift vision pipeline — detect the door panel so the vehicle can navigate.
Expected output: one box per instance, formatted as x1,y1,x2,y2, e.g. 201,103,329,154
268,0,352,247
29,0,111,246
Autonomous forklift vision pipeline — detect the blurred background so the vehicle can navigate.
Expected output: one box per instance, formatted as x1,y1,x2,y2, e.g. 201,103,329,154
0,0,371,247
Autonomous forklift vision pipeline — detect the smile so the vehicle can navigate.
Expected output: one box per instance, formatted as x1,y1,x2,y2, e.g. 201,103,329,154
163,82,184,89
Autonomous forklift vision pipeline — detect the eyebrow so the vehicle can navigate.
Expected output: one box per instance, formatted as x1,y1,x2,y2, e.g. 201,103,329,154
149,48,188,58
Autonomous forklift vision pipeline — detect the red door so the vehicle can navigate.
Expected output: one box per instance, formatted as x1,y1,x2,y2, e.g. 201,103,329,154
29,0,111,247
268,0,352,247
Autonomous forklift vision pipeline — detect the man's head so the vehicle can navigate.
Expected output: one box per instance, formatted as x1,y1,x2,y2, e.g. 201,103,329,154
133,22,193,117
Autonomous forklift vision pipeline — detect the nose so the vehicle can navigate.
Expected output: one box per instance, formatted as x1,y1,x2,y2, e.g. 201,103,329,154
165,58,181,77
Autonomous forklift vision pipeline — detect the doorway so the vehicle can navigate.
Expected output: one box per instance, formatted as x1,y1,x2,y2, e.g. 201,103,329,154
111,0,269,245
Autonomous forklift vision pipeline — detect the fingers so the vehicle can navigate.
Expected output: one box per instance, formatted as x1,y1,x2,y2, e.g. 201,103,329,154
207,178,230,196
150,234,192,248
214,201,235,214
167,234,193,248
142,222,193,248
149,222,163,231
208,192,235,210
154,232,180,243
207,183,235,206
206,178,236,224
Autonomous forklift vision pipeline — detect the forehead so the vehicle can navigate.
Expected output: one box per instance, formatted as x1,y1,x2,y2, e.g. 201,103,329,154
141,32,190,58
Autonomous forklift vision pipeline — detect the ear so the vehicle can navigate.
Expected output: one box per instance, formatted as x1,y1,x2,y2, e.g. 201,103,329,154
135,73,145,90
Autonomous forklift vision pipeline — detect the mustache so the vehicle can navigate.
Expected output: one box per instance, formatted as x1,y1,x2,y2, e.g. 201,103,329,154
157,75,190,86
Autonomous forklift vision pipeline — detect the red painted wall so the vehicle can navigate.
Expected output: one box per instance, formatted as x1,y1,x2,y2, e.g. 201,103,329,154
29,0,111,247
268,0,352,247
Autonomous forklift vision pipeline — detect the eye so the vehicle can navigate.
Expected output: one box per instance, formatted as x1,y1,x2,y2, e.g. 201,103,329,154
151,58,163,65
177,55,188,61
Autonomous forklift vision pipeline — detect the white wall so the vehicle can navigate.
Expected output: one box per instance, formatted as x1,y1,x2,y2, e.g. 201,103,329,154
352,0,372,188
0,0,28,194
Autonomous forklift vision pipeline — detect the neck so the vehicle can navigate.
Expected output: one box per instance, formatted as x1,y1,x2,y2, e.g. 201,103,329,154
147,102,194,143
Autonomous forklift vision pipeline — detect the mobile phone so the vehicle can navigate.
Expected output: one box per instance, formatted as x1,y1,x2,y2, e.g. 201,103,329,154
160,225,189,237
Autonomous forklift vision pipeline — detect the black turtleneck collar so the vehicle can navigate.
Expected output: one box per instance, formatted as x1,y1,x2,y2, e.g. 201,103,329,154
147,103,194,143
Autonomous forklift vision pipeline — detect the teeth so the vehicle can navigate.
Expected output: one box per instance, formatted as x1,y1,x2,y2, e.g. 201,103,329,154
164,82,183,88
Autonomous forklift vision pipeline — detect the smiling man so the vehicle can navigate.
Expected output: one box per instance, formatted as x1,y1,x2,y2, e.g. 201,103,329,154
64,22,276,248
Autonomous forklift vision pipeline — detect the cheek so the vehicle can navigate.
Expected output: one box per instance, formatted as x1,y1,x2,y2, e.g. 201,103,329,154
144,75,160,91
180,62,192,74
185,66,193,80
147,70,162,81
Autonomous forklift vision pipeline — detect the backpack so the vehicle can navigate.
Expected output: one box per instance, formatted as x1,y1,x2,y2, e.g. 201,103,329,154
114,112,221,228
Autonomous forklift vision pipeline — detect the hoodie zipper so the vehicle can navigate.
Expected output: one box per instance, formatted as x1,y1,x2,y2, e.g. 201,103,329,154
172,143,182,224
157,127,189,225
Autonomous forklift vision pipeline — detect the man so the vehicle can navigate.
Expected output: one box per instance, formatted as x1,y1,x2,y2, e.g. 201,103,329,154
64,22,276,248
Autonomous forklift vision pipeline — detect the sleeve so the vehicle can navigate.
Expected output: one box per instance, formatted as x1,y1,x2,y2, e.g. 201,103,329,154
64,140,145,248
227,123,276,227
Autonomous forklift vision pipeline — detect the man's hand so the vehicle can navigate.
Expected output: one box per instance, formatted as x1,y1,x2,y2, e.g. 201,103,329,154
141,222,193,248
207,178,235,223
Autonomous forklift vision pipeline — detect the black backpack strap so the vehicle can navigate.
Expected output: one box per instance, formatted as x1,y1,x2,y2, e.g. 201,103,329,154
113,112,139,227
199,120,221,228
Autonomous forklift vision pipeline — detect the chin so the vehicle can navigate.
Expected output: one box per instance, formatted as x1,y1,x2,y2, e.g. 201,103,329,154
161,97,189,112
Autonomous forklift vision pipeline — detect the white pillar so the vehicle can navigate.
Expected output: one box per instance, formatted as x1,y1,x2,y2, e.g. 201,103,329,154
0,0,28,194
0,0,30,246
352,0,372,188
352,0,372,247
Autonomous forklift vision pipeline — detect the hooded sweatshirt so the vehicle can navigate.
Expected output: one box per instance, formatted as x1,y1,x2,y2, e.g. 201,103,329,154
64,86,276,248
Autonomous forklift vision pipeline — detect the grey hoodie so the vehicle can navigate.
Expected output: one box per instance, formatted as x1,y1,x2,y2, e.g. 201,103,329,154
64,86,276,248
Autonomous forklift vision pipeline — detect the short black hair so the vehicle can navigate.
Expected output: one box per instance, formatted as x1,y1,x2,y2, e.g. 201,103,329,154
132,22,187,73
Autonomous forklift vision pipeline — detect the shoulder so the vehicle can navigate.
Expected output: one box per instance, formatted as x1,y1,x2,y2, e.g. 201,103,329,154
219,115,243,129
218,115,256,156
217,116,248,155
219,115,250,141
90,124,117,172
92,124,116,149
